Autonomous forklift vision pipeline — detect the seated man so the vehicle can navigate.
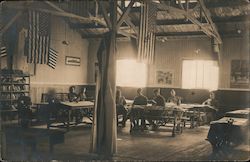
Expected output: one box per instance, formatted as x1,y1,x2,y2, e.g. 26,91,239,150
116,89,127,127
202,92,218,107
167,89,181,105
130,88,148,131
68,86,79,102
79,87,87,101
202,92,219,122
147,89,166,129
68,86,82,123
152,89,166,107
17,95,32,128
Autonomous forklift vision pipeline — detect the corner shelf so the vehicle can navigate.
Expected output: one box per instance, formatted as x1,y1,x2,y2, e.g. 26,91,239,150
0,72,30,110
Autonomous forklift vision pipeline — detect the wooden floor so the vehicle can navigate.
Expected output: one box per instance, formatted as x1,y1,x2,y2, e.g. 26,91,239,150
2,121,249,161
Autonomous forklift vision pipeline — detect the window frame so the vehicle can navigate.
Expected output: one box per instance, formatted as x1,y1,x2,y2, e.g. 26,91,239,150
181,59,219,90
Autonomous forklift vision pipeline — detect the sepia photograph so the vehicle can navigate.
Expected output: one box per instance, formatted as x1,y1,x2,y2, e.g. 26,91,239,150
0,0,249,161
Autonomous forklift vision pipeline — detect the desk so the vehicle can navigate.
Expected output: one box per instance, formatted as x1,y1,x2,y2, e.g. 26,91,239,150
60,101,94,110
207,108,249,153
51,101,94,130
34,101,94,130
180,103,218,127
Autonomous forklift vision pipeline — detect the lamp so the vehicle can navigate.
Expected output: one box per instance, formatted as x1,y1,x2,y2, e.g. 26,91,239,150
62,21,69,45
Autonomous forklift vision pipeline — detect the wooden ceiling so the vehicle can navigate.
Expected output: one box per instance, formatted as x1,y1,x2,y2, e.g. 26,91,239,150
2,0,250,39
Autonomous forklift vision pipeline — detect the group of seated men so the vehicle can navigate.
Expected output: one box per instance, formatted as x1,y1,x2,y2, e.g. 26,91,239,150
46,86,88,124
116,88,219,129
116,88,181,128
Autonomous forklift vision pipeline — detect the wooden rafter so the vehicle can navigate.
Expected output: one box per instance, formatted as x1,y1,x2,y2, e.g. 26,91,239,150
116,0,135,30
7,5,106,25
71,15,248,30
0,11,23,33
155,2,220,42
45,1,64,12
117,5,138,36
98,1,112,31
45,1,135,38
198,0,222,44
6,2,133,38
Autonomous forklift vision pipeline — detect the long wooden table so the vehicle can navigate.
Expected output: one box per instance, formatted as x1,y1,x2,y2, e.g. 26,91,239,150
128,102,216,131
129,104,186,137
45,101,94,130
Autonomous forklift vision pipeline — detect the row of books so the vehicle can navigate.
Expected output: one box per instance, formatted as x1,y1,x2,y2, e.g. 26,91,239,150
0,85,27,91
0,77,27,83
0,93,26,100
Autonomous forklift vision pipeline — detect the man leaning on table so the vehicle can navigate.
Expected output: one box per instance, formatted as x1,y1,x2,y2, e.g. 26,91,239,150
131,88,148,131
202,92,219,122
167,89,182,105
147,89,166,130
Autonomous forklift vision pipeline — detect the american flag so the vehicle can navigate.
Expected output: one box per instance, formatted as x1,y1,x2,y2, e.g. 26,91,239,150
48,48,58,69
0,46,7,58
138,2,157,64
27,10,51,64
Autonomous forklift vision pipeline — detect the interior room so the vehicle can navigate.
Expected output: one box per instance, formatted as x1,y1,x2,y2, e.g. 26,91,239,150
0,0,249,161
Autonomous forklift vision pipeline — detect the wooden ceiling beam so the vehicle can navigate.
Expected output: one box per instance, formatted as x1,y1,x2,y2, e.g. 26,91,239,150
156,31,205,37
6,2,133,38
117,4,138,35
204,0,249,8
198,0,222,44
0,10,23,33
116,0,135,30
130,0,249,12
82,30,245,39
98,1,112,31
155,2,219,42
82,33,136,39
70,15,248,30
7,5,106,25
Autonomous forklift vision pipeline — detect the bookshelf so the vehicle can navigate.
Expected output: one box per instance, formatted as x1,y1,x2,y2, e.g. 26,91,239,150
0,72,30,114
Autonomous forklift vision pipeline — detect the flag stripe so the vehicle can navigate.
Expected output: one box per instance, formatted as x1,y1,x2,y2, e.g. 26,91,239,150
47,48,58,69
48,57,57,63
27,10,51,64
49,55,57,60
138,2,156,64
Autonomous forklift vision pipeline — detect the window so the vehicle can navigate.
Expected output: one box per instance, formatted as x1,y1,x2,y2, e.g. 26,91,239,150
182,60,219,90
116,59,147,87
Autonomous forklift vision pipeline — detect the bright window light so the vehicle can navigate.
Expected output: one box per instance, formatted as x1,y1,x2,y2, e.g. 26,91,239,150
182,60,219,91
116,59,147,87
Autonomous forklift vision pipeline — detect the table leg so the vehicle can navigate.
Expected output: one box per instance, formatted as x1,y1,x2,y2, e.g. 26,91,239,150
172,112,176,137
67,110,71,130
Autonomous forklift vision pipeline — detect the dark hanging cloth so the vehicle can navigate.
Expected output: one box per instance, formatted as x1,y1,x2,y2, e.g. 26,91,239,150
90,32,117,155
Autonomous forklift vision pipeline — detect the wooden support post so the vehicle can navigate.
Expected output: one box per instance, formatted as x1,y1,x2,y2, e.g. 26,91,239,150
90,0,117,156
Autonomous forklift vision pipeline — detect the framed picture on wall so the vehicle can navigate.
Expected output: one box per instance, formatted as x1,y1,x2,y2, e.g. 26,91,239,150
65,56,80,66
155,69,174,86
230,60,250,88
